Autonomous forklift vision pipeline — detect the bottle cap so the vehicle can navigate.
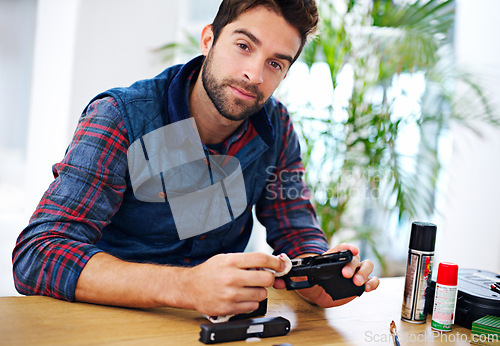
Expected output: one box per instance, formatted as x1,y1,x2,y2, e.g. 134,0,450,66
409,221,437,252
436,262,459,286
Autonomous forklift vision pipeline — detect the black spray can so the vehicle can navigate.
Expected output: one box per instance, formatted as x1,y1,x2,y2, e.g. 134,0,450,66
401,222,437,323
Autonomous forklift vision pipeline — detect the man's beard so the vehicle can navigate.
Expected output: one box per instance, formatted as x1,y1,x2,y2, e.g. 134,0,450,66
201,51,268,122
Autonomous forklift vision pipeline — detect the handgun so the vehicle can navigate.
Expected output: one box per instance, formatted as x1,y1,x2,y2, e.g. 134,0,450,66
199,317,290,344
281,250,365,301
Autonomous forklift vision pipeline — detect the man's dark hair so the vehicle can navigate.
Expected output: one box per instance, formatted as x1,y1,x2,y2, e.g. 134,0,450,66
211,0,318,63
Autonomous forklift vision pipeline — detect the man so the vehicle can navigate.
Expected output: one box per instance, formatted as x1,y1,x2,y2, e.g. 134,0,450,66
13,0,379,317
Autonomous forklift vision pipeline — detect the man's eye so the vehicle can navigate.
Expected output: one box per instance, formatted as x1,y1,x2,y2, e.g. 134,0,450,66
237,43,249,51
270,61,283,71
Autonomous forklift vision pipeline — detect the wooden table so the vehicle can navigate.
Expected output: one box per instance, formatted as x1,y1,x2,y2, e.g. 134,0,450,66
0,277,473,345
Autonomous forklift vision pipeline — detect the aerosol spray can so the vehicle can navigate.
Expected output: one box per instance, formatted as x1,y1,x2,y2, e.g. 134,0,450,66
431,262,459,331
401,222,437,323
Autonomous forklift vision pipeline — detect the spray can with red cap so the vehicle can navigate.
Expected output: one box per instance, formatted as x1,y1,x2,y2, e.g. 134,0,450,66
431,262,459,332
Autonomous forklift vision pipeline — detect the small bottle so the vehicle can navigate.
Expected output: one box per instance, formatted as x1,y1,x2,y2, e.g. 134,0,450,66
401,222,437,323
431,262,459,332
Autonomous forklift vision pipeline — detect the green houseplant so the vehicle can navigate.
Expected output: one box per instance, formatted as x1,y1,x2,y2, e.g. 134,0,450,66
282,0,497,269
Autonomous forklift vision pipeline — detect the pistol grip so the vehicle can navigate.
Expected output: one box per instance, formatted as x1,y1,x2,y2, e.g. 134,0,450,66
318,277,365,301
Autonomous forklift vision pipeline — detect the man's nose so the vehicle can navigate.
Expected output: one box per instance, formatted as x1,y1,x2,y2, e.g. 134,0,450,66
243,58,264,84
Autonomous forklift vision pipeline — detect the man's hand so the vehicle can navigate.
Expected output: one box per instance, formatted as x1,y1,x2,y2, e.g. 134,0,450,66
75,251,283,316
180,252,284,316
273,243,379,308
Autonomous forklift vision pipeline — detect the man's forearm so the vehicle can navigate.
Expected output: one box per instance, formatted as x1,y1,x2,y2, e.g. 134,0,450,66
75,251,285,317
75,252,192,309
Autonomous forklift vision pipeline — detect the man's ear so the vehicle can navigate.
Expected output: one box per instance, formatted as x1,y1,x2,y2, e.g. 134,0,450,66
200,24,214,56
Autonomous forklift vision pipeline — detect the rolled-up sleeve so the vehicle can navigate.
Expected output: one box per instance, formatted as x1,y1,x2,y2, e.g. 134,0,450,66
12,97,129,301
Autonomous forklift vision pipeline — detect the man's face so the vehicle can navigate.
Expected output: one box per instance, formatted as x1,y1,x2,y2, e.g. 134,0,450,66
200,6,301,122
